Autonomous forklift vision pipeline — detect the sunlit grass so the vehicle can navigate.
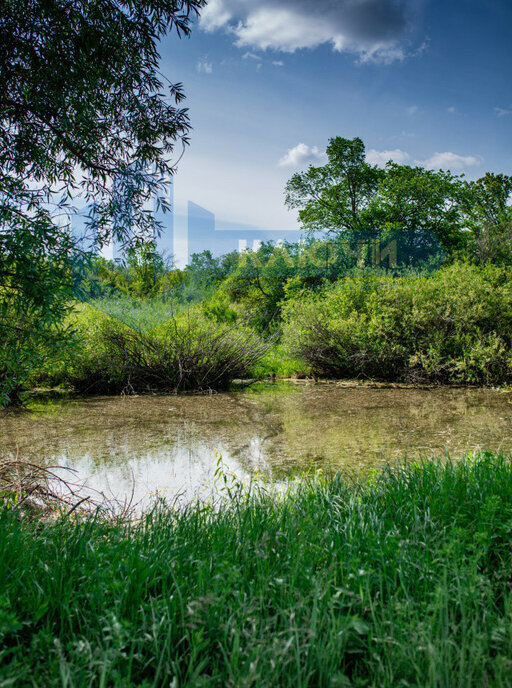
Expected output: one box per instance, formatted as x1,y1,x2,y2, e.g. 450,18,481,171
90,294,189,332
3,453,512,686
247,343,311,379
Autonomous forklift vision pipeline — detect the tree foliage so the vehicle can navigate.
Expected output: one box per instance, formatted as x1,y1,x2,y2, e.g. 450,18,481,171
463,173,512,263
0,0,205,403
371,163,467,253
285,136,511,257
285,137,384,234
1,0,205,241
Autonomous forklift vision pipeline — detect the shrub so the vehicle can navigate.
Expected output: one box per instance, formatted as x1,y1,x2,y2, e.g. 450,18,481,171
58,305,269,394
282,263,512,384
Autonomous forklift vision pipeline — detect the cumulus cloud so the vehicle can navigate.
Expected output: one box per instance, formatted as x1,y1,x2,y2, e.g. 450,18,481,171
366,148,410,166
278,144,480,172
422,152,480,170
200,0,422,63
278,143,327,168
273,60,285,67
196,59,213,74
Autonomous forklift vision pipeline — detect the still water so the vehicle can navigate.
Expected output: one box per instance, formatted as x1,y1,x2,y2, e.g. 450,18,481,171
2,382,512,506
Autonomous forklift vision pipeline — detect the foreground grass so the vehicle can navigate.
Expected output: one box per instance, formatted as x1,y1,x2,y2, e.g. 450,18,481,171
3,455,512,686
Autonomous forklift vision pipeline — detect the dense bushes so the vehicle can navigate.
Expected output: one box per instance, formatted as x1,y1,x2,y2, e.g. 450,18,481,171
3,454,512,686
0,218,76,405
282,263,512,384
21,261,512,395
42,304,269,395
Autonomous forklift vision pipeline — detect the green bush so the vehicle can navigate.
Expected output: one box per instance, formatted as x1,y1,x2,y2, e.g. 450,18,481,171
282,263,512,384
30,303,120,392
49,304,270,394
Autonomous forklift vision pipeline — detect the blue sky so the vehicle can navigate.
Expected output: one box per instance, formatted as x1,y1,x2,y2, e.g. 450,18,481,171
159,0,512,234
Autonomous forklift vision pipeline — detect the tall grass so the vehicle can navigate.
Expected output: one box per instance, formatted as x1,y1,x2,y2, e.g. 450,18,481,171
2,454,512,686
246,343,312,379
90,295,190,332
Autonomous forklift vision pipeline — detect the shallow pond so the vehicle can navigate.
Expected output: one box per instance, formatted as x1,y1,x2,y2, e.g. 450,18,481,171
2,382,512,506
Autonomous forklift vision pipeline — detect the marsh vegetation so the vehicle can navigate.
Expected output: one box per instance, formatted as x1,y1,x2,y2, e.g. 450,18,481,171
2,1,512,683
3,455,512,687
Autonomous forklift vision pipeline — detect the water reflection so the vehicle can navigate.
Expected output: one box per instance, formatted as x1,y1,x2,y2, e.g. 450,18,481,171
2,382,512,505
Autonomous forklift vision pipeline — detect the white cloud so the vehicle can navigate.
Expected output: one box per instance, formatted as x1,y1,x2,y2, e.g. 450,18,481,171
406,105,418,116
234,8,342,52
196,59,213,74
278,144,479,172
366,148,410,166
448,106,456,114
422,152,480,170
278,143,327,168
495,107,512,117
199,0,422,64
242,51,262,61
273,60,285,67
199,0,232,31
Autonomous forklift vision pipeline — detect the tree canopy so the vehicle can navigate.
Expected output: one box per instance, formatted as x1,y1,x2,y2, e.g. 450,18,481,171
285,136,512,258
285,137,384,235
462,173,512,263
0,0,206,403
1,0,205,241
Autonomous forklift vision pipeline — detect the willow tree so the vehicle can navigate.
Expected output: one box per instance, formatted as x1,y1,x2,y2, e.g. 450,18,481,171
0,0,205,403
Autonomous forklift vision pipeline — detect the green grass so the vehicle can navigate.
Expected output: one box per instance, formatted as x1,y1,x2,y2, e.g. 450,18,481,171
89,295,190,333
246,343,311,379
3,454,512,686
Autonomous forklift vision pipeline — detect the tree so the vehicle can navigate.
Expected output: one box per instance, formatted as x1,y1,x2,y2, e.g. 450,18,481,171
1,0,205,230
285,136,467,261
125,241,165,298
218,240,356,332
285,137,384,235
0,202,75,404
0,0,205,403
462,173,512,264
371,163,467,255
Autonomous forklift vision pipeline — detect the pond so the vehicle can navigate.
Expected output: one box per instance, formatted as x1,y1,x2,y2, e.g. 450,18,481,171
2,381,512,507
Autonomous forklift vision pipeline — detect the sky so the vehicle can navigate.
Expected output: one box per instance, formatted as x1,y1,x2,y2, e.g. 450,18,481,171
159,0,512,234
